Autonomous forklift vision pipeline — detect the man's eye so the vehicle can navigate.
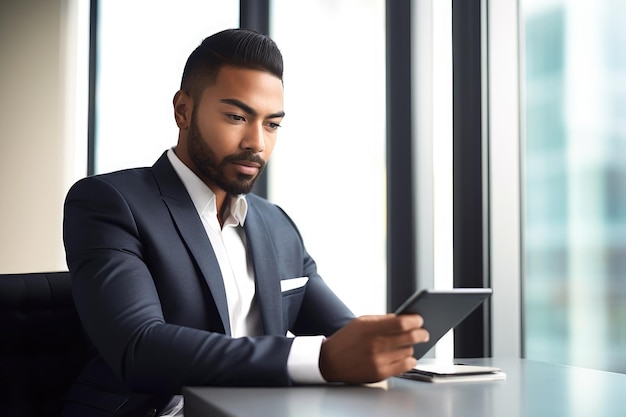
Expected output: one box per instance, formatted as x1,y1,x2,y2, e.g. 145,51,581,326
267,122,281,130
228,114,245,122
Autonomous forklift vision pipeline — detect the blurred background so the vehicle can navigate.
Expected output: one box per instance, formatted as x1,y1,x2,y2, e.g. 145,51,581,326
1,0,625,373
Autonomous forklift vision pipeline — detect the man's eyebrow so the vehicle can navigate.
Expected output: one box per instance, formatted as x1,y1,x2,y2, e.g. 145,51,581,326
220,98,285,119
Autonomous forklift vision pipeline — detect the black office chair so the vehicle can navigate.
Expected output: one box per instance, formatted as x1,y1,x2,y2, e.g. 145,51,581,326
0,272,94,417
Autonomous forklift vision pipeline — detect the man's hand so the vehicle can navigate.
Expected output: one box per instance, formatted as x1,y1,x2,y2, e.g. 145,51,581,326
319,314,429,384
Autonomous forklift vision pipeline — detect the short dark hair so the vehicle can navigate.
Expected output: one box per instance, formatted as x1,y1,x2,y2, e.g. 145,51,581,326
180,28,284,101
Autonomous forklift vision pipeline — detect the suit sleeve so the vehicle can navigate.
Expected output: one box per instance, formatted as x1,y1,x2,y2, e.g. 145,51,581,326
64,177,295,394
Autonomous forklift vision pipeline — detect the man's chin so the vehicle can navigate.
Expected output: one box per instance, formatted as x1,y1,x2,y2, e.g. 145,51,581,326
224,179,256,195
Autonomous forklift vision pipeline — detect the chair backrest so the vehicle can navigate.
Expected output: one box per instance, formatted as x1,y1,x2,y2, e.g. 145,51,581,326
0,272,94,417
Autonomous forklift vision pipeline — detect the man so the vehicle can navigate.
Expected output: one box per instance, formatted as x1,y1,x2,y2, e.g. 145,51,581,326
62,28,429,417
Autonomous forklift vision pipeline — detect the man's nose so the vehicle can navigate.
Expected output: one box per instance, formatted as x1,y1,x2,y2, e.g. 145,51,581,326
241,123,265,153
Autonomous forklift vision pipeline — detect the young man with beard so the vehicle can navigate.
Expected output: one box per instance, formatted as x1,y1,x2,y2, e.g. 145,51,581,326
62,28,429,417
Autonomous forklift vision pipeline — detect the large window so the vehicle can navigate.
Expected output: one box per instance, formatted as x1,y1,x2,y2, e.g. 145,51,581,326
522,0,626,372
95,1,239,174
270,0,387,315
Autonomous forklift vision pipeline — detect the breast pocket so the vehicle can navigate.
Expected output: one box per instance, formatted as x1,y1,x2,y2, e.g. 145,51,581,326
280,277,308,331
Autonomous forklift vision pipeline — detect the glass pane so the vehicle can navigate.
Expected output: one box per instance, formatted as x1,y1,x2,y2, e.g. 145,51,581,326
95,1,239,173
270,0,387,315
523,0,626,372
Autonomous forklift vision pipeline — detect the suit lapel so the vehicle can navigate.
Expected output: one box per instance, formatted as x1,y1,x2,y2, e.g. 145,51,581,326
151,153,232,335
244,203,283,336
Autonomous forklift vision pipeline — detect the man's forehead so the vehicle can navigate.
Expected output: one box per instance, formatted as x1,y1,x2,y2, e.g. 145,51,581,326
199,67,284,112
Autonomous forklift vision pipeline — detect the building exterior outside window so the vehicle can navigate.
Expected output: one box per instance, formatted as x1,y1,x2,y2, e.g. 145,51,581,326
523,0,626,372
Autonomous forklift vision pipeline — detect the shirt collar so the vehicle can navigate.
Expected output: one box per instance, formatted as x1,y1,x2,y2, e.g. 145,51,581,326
166,148,248,226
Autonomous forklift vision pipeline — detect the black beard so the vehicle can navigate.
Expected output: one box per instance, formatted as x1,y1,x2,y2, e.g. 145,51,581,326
187,113,265,195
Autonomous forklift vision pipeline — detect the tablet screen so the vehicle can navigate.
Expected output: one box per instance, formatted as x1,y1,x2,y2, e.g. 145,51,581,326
394,288,492,359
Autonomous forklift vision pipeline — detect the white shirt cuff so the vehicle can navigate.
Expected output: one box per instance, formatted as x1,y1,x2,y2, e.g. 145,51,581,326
287,335,327,384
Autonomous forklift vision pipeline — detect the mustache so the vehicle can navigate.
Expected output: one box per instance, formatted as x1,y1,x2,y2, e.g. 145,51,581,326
224,152,266,169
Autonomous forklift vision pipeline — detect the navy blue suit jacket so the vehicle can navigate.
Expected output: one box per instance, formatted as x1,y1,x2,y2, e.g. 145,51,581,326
62,152,354,416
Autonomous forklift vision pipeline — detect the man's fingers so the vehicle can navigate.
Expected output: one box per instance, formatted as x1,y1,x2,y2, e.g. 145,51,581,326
387,355,418,376
382,345,415,363
371,329,429,358
358,313,425,334
387,328,430,348
376,346,418,378
319,314,429,384
396,313,424,331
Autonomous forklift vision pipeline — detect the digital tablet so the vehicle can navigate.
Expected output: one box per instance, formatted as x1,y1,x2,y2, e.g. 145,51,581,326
394,288,492,359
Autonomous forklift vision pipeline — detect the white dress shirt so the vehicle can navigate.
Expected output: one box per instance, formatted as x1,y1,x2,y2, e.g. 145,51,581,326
170,151,260,338
160,149,326,416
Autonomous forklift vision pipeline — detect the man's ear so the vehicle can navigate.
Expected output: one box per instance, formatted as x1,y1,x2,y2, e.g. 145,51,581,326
173,90,192,129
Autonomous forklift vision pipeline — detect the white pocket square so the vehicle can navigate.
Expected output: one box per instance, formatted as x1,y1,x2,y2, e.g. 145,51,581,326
280,277,309,292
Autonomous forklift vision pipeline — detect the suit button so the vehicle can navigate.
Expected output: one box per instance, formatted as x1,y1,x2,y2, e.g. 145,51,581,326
147,408,157,417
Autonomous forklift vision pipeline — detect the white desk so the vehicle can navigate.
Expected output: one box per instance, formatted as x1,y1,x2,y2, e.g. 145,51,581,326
183,358,626,417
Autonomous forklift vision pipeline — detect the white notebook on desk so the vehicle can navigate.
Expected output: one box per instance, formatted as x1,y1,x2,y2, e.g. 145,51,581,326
399,363,506,383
